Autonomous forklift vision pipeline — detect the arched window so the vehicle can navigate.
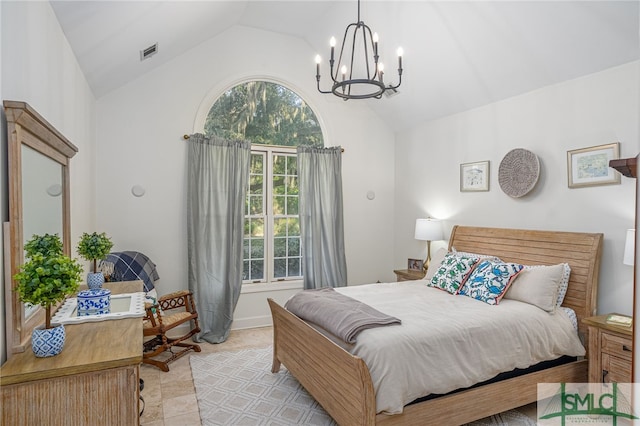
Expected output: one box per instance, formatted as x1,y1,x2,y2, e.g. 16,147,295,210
205,81,324,287
205,81,323,147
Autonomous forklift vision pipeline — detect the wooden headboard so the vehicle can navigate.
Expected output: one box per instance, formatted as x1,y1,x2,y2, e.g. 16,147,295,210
448,225,603,351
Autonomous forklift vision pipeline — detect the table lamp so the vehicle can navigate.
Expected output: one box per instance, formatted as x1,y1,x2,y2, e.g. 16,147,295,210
414,218,444,272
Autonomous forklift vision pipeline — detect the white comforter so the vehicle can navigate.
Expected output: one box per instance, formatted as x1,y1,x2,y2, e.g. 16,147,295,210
334,281,586,415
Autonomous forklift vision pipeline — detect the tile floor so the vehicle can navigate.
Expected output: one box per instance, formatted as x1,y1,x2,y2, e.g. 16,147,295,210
138,326,537,425
139,326,273,426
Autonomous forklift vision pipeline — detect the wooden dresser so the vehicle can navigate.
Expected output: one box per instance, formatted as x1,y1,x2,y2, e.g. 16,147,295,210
583,314,633,383
0,281,143,425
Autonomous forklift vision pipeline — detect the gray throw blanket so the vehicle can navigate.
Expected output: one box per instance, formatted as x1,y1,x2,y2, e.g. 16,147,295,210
284,288,401,344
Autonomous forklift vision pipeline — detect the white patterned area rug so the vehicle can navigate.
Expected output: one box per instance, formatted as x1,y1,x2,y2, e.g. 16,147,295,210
190,346,536,426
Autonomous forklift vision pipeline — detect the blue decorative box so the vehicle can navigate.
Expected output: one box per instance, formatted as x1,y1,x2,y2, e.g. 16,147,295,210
77,288,111,316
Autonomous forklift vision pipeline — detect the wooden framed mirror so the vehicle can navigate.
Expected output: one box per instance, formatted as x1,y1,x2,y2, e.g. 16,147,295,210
3,100,77,356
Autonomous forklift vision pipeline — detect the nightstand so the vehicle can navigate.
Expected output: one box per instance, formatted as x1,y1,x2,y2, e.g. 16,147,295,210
393,269,425,281
583,314,632,383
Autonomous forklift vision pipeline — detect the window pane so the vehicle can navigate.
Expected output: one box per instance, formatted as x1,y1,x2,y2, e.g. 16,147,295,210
287,237,300,257
243,260,250,280
273,175,285,195
273,196,285,215
274,259,286,278
243,239,250,258
274,237,286,258
244,219,250,237
288,258,301,277
251,154,263,174
250,260,264,280
287,176,298,195
273,218,287,237
249,175,263,194
287,157,297,175
286,196,298,215
250,218,264,237
249,195,263,215
288,218,300,236
251,238,264,258
273,155,286,174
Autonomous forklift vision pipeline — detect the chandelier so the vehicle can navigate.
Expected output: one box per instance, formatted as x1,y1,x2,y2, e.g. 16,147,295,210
315,0,403,100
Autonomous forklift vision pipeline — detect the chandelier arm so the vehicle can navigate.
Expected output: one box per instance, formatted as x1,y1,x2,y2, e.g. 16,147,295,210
387,72,402,90
362,23,373,80
334,22,356,83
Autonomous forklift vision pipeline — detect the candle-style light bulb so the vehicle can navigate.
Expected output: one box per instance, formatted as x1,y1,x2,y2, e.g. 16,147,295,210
378,62,384,82
341,65,347,80
372,32,379,57
330,37,336,63
397,47,404,70
315,55,322,77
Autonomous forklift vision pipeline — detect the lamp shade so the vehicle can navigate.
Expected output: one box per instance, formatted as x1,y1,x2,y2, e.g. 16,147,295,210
623,229,635,266
414,218,444,242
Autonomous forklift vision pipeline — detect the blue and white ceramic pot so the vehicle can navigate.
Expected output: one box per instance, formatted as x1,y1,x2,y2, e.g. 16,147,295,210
87,272,105,290
77,288,111,316
32,323,66,357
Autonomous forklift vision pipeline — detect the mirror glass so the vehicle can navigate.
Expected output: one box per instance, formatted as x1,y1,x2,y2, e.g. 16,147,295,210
21,144,64,318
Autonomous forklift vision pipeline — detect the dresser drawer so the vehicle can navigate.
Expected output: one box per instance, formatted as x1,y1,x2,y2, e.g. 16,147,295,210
602,353,632,383
601,333,632,361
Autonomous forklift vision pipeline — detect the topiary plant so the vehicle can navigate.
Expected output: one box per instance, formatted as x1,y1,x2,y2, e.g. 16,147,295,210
14,234,84,329
76,232,114,273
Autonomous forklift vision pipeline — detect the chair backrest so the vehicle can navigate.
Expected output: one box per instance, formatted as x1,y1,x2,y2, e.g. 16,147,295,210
100,251,159,293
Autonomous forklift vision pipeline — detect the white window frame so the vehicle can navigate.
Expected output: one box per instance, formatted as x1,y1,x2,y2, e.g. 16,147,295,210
241,144,303,294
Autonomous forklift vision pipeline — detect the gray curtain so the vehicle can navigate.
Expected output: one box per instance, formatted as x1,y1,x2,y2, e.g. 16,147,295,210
187,133,250,343
297,146,348,289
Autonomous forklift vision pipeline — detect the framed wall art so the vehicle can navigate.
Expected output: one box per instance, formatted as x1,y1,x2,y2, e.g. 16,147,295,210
460,161,490,192
567,142,620,188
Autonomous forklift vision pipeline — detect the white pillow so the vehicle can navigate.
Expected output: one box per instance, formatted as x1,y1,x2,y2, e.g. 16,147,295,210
504,263,568,312
424,247,448,282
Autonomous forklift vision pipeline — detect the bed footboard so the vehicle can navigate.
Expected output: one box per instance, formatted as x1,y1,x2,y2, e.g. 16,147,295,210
268,298,376,426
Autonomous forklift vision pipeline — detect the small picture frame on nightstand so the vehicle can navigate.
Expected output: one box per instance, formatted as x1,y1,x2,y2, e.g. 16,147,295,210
408,258,423,271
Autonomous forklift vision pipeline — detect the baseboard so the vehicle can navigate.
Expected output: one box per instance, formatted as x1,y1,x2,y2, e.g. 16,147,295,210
165,315,272,338
231,315,273,330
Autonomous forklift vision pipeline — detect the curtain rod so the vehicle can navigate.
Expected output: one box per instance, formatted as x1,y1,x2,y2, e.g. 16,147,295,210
183,134,344,152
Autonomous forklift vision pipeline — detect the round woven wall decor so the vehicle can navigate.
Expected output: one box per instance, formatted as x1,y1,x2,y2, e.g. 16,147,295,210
498,148,540,198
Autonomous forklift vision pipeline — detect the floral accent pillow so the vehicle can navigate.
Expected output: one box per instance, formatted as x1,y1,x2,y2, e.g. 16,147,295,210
459,259,524,305
428,253,480,294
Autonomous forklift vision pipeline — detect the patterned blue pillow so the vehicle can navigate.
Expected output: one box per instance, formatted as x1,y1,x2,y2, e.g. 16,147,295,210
429,253,480,294
460,259,524,305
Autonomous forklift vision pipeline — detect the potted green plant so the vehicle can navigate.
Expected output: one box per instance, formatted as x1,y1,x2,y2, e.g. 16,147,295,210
13,233,83,357
76,232,113,289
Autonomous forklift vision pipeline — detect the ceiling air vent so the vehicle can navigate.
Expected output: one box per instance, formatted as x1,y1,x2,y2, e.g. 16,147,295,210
140,43,158,61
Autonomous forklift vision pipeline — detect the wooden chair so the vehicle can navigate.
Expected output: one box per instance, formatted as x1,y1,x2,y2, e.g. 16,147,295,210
143,290,201,372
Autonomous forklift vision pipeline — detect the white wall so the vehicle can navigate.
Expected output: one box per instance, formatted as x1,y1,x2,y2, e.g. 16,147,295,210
95,25,396,328
0,1,96,360
395,61,640,316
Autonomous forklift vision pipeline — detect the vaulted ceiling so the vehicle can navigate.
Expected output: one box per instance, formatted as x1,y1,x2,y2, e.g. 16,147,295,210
50,1,639,132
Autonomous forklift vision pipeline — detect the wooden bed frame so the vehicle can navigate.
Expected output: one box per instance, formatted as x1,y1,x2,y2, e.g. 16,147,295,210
268,225,603,425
